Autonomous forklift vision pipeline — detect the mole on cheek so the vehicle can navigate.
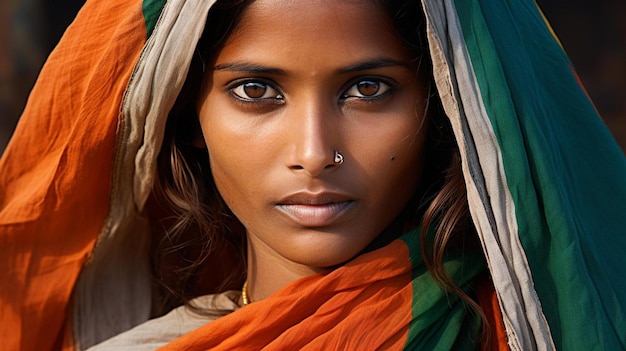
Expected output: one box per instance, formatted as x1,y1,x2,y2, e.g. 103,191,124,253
390,156,396,161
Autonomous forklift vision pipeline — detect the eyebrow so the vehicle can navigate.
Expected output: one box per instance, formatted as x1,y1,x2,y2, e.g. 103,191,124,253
338,57,413,73
214,62,286,75
213,57,412,75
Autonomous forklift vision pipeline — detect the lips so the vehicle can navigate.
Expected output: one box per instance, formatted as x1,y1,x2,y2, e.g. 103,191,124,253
275,192,354,227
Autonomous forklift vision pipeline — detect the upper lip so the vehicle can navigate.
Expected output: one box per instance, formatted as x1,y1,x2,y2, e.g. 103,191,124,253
276,191,354,206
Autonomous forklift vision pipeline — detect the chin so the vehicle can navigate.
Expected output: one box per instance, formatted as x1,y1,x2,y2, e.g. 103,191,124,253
286,234,371,269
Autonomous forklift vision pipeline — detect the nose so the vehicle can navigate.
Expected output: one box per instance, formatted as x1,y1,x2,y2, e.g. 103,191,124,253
287,98,340,177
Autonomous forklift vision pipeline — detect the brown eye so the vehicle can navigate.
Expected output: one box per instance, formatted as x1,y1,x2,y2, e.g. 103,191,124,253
243,82,267,98
231,81,283,100
343,79,392,100
356,80,380,96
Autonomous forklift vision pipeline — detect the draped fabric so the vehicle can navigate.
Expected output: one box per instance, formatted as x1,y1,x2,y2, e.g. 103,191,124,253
1,0,624,350
0,0,147,349
424,1,626,349
158,232,485,351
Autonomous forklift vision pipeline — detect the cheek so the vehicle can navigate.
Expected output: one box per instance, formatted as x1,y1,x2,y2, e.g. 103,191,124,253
199,111,277,222
385,137,425,191
367,116,427,202
199,106,249,211
356,115,425,171
203,131,256,205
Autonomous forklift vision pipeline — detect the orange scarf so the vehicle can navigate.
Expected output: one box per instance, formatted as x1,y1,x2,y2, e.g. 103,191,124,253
160,233,493,350
0,0,146,349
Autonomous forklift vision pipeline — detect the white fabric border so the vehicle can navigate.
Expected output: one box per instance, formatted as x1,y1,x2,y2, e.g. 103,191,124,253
129,0,218,211
73,0,216,349
421,0,555,350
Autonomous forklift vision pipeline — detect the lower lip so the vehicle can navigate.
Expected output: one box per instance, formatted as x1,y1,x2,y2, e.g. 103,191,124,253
276,201,353,227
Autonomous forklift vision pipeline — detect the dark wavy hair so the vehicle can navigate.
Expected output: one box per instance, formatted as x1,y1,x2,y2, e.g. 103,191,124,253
151,0,487,339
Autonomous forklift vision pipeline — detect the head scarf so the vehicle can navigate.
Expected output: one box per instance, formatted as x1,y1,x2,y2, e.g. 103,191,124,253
1,0,624,350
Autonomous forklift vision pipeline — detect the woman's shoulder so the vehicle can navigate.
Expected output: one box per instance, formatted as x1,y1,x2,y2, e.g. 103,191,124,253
87,290,241,351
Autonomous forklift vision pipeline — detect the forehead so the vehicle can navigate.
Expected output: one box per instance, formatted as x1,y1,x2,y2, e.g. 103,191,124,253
214,0,412,70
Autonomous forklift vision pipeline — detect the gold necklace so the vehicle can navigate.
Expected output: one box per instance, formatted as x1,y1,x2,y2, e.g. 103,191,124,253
241,281,250,306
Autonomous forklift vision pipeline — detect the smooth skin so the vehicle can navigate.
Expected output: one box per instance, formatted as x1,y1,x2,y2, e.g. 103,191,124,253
198,0,429,303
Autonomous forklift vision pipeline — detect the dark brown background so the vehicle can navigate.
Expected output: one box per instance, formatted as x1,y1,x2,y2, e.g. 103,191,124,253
1,1,625,153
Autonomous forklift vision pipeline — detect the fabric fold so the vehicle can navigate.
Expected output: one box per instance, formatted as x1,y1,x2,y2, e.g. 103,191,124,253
0,0,147,349
159,231,486,351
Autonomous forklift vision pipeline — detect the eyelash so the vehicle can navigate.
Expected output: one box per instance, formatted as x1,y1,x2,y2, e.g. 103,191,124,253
341,78,394,102
227,77,394,104
228,79,285,104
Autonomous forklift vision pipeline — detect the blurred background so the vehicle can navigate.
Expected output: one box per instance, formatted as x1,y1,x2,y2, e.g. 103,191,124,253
1,1,625,154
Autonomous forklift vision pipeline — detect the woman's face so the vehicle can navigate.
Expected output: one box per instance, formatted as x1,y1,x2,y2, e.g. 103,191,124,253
198,0,428,271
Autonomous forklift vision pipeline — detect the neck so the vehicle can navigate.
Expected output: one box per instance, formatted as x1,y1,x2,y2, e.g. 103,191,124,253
245,234,327,303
